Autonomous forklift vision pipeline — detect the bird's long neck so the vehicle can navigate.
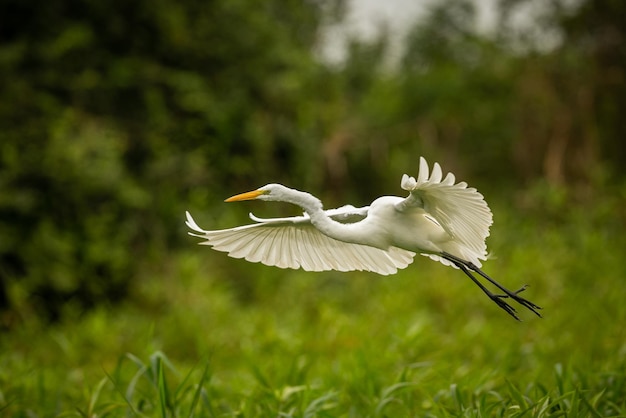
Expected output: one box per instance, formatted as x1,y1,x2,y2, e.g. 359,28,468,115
282,188,324,215
283,188,373,246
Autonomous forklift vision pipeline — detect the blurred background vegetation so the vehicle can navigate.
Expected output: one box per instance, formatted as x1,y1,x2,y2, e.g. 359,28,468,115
2,0,626,414
1,0,626,333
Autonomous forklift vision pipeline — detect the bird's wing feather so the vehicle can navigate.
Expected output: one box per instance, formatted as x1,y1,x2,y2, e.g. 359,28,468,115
396,157,493,260
185,211,414,275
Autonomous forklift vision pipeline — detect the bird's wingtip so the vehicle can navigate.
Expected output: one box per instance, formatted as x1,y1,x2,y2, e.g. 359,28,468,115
249,212,263,222
185,211,206,233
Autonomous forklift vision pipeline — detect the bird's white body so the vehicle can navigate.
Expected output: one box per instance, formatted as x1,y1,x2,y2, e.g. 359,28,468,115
365,196,450,251
313,195,450,254
186,156,542,319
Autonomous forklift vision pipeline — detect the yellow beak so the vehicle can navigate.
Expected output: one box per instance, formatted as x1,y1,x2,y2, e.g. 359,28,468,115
224,189,265,202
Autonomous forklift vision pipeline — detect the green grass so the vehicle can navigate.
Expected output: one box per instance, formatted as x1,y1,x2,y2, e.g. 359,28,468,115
1,201,626,417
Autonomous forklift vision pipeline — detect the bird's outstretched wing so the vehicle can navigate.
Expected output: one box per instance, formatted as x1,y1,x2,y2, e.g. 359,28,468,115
397,156,493,264
246,204,370,225
185,208,415,276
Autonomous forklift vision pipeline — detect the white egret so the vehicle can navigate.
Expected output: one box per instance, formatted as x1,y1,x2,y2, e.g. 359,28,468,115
186,157,541,320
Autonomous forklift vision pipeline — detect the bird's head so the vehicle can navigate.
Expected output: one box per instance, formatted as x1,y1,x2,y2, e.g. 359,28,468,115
224,184,289,202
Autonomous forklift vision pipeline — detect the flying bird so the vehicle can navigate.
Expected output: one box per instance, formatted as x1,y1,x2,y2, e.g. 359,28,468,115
186,157,541,320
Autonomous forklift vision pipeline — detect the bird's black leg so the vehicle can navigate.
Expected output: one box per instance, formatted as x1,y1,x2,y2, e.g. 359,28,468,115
442,252,542,319
449,259,521,320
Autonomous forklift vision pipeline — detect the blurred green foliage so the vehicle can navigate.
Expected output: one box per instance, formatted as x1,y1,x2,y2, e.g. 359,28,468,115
1,0,625,326
0,0,344,322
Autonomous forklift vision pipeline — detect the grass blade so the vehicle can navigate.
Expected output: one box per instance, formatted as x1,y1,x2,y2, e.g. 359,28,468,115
187,363,213,418
87,377,108,417
157,356,169,418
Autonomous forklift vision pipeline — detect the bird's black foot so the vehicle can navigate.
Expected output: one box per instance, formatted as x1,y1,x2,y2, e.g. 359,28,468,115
441,252,543,320
494,285,542,318
489,293,521,321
